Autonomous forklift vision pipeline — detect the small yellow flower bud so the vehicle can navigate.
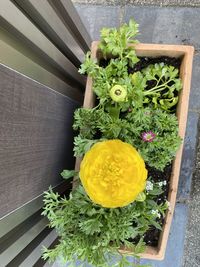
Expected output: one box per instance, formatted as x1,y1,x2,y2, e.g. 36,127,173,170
109,85,127,102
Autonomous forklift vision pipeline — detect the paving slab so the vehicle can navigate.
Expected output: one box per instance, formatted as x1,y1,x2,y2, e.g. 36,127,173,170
189,54,200,111
76,5,200,49
124,6,200,49
183,133,200,267
124,7,184,44
75,5,121,40
184,198,200,267
177,111,199,201
180,9,200,50
123,7,159,43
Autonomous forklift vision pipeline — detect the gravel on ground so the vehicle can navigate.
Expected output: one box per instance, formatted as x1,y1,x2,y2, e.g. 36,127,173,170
72,0,200,7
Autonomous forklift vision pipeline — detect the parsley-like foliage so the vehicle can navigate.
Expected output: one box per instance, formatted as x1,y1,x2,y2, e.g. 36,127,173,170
42,182,167,267
73,107,181,170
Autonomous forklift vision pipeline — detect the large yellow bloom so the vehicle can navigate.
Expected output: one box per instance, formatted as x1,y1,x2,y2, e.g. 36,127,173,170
79,140,147,208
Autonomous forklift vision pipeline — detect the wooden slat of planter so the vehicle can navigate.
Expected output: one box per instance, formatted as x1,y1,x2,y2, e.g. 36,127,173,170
79,41,194,260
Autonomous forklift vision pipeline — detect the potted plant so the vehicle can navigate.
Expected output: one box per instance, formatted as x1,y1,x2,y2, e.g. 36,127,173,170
42,19,194,267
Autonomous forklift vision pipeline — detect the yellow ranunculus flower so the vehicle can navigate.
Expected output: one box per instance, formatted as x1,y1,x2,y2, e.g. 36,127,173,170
79,140,147,208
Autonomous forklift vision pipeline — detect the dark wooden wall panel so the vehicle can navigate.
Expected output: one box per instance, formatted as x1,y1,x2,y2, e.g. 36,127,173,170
0,64,79,218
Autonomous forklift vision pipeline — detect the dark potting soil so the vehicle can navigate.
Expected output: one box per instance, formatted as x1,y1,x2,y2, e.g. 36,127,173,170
147,164,172,204
130,56,182,73
99,56,182,73
143,164,172,246
128,164,172,247
132,57,180,247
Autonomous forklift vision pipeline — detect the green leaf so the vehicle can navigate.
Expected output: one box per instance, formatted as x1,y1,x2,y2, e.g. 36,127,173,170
61,170,78,180
136,192,146,202
142,63,182,111
79,218,103,235
134,238,146,254
149,220,163,231
148,187,163,196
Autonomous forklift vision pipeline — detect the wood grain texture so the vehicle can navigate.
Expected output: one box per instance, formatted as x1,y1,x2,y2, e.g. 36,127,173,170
0,64,79,218
78,41,194,260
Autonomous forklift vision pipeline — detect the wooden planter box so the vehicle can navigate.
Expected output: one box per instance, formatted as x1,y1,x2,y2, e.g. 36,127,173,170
79,41,194,260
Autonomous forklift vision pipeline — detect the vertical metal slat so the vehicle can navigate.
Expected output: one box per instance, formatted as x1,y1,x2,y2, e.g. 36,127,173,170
0,0,85,87
13,0,86,67
49,0,92,52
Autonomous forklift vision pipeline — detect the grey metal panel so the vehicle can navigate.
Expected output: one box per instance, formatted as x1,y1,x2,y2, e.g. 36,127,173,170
0,0,91,265
0,180,71,238
49,0,92,52
0,0,85,87
0,63,78,218
13,0,85,67
44,261,54,267
19,229,57,267
35,238,60,267
6,228,54,267
0,209,42,253
0,38,83,102
0,217,48,266
0,194,42,239
0,181,71,266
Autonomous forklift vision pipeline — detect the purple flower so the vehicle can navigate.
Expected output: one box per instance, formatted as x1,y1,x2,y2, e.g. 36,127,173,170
141,131,156,142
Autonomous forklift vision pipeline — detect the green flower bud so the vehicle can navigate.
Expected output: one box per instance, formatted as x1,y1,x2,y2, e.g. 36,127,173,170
109,85,127,102
131,72,143,86
135,192,146,202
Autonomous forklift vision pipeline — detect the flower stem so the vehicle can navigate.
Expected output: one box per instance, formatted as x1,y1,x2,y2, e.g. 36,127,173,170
145,79,172,94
